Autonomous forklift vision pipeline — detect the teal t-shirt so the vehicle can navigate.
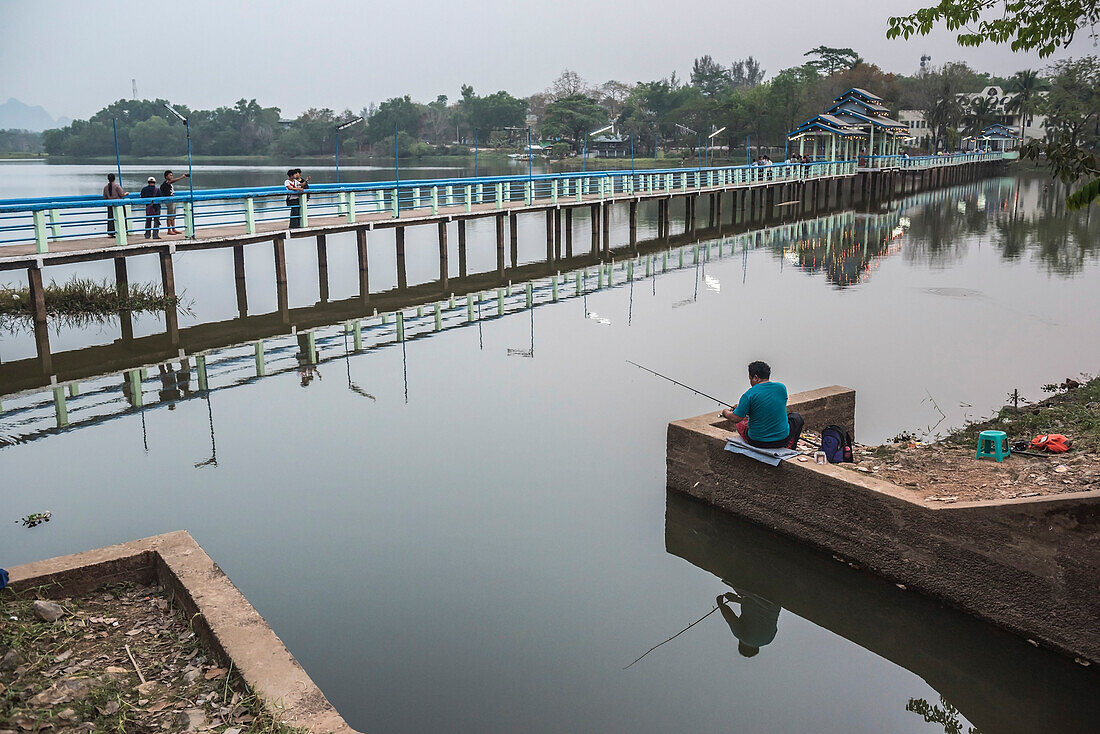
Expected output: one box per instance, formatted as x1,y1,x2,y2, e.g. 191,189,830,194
734,381,789,442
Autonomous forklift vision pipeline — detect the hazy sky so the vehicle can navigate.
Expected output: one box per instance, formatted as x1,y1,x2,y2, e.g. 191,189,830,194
0,0,1082,120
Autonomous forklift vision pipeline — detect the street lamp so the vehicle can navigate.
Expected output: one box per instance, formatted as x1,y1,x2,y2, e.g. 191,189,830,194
164,103,194,226
584,124,613,172
335,116,364,184
676,123,699,169
707,126,726,167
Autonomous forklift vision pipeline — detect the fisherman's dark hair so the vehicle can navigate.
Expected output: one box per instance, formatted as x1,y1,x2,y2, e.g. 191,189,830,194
287,169,296,177
164,170,172,178
107,173,116,182
748,361,771,380
738,642,760,658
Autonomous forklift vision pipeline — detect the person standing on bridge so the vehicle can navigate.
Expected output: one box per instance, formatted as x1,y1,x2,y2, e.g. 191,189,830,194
160,170,189,235
285,169,306,229
140,176,162,239
103,173,126,237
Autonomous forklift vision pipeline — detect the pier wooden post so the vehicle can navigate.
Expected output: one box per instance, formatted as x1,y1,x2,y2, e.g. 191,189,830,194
545,209,554,263
565,207,573,257
629,200,638,248
316,234,329,303
355,228,370,305
114,257,134,341
495,214,506,278
601,202,610,256
159,248,179,346
509,213,518,267
457,220,468,277
715,192,723,229
438,221,449,291
273,235,289,323
590,204,599,255
553,208,562,260
27,265,52,375
395,227,407,290
233,245,247,319
707,193,716,228
685,195,694,233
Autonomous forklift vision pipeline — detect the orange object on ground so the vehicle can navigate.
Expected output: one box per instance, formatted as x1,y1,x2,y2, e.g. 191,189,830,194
1030,434,1071,453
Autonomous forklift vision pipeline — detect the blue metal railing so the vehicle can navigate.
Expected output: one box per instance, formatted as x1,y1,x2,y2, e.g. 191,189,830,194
0,159,870,253
861,151,1005,170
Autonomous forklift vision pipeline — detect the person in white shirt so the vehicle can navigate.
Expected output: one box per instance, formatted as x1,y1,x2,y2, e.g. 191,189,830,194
285,169,305,229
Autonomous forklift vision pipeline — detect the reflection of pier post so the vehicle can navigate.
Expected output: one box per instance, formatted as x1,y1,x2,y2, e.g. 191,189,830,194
457,220,467,277
437,221,449,292
159,249,178,346
395,227,407,290
715,192,723,229
233,245,247,319
273,235,289,323
356,228,370,305
589,204,599,255
114,257,134,341
316,234,329,303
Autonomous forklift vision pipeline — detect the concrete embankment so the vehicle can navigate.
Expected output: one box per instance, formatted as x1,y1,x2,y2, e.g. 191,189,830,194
666,386,1100,666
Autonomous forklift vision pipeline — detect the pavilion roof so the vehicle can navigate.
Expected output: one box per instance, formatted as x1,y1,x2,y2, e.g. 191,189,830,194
833,87,885,103
828,108,908,132
787,114,866,139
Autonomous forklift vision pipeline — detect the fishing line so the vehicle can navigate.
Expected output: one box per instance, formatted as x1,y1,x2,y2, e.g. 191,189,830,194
623,605,721,670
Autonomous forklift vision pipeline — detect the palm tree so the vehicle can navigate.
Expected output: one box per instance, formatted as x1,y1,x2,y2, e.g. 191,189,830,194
1005,69,1047,129
963,96,998,137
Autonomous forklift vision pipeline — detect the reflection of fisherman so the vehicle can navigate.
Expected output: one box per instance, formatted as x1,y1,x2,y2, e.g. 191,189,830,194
296,333,321,387
158,363,182,409
716,588,782,658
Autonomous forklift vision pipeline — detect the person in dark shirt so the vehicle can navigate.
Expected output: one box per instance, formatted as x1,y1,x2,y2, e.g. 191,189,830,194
102,173,126,237
140,176,161,239
160,169,189,234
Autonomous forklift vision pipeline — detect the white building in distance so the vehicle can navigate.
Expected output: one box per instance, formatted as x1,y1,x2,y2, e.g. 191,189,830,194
899,86,1048,146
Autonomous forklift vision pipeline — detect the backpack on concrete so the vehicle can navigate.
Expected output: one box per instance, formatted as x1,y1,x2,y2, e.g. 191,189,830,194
821,425,854,463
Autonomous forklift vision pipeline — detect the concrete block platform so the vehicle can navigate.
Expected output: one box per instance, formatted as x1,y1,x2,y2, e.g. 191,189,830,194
667,386,1100,666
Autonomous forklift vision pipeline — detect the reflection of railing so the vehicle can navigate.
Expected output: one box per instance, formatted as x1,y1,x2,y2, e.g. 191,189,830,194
0,161,858,254
861,152,1005,170
0,212,869,443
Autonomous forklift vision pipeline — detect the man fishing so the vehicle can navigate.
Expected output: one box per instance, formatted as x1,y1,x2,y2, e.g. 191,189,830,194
721,361,796,449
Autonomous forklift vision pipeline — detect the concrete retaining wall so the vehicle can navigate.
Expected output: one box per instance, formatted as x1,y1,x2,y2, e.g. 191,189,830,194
667,386,1100,665
6,532,358,734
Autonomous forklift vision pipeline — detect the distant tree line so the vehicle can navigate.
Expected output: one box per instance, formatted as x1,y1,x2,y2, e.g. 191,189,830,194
0,129,44,154
27,48,1099,163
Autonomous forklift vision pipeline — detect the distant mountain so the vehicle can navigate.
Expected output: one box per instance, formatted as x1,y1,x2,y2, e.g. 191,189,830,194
0,98,66,132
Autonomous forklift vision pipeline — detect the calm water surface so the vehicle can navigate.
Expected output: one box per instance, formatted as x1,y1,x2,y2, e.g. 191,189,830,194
2,163,1099,733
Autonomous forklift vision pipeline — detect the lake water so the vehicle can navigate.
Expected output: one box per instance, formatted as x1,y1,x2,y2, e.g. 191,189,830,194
2,162,1099,733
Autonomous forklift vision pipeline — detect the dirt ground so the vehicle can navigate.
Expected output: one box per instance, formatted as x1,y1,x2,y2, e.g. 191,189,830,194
0,583,302,734
817,377,1100,503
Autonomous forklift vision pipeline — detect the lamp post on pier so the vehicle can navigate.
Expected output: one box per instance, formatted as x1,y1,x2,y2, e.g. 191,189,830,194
675,123,699,170
584,124,614,172
164,103,194,234
707,126,725,167
335,116,364,184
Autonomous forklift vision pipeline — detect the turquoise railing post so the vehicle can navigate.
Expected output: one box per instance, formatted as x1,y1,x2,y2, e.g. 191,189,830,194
414,187,422,210
552,180,558,204
337,191,347,217
48,209,60,238
525,281,533,308
396,311,405,341
300,194,309,228
346,191,356,223
446,185,454,206
431,186,439,215
496,183,504,209
467,294,475,321
525,180,532,205
127,369,143,406
575,178,583,202
391,189,399,218
245,197,256,234
33,210,48,254
183,201,195,237
353,320,363,351
434,303,442,331
113,204,127,246
552,274,559,301
196,355,208,391
67,383,79,398
476,183,484,204
464,185,472,213
254,341,266,376
504,182,511,203
497,288,504,315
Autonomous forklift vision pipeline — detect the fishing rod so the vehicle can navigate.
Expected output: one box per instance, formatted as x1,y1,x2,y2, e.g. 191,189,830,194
626,360,735,409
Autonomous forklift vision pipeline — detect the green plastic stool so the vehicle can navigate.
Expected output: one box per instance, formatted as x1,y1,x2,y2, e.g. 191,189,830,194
976,430,1010,462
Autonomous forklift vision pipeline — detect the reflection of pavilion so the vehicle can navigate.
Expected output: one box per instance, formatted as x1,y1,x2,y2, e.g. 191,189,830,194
664,492,1100,734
